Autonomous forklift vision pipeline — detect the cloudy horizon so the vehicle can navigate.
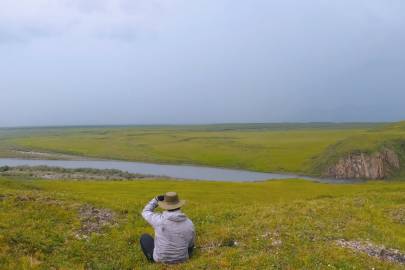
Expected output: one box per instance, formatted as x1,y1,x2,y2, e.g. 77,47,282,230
1,0,405,127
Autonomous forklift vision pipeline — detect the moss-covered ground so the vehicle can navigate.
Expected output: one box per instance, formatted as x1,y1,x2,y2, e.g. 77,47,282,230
0,177,404,269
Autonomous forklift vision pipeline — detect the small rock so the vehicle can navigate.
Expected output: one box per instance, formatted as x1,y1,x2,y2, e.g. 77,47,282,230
271,240,282,247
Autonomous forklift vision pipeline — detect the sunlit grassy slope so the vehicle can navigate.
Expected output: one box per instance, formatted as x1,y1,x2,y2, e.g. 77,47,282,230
3,123,382,174
0,177,404,269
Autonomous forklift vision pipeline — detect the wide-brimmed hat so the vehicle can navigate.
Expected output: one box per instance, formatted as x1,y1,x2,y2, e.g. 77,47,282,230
158,192,186,210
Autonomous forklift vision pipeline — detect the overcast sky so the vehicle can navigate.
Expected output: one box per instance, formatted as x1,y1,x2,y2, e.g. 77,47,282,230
1,0,404,127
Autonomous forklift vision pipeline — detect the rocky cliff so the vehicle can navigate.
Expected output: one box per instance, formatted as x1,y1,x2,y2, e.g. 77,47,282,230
325,148,400,179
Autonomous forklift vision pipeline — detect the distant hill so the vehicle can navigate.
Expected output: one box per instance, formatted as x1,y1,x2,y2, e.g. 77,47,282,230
1,122,403,180
311,121,405,179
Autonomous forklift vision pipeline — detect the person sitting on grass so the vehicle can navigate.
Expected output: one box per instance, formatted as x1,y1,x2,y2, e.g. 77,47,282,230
140,192,195,264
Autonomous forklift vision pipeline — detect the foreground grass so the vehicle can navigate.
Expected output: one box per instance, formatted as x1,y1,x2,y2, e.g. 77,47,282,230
0,177,404,269
4,124,374,174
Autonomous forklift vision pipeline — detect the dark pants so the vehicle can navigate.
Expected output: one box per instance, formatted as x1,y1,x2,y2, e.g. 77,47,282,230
140,233,194,263
140,234,155,262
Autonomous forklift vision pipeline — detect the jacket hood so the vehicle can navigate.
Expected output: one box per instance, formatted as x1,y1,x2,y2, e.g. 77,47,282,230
164,210,188,222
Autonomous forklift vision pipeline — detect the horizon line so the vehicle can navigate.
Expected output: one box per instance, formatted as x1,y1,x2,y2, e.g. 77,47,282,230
0,121,391,130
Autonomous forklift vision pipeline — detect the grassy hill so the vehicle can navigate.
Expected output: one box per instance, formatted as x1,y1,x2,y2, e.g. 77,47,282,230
0,177,404,269
311,121,405,178
1,122,404,179
0,123,381,175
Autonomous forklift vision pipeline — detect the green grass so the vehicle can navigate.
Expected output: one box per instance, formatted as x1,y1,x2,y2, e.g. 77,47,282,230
1,123,404,269
312,121,405,177
2,124,379,174
0,177,404,269
2,122,405,177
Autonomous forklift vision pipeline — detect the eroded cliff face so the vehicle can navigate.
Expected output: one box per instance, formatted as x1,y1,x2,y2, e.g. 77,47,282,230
325,148,400,179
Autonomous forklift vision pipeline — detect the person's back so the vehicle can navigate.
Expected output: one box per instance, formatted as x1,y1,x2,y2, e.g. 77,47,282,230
141,192,195,264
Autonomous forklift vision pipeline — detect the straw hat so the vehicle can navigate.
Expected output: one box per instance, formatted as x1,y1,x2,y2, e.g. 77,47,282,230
158,192,186,210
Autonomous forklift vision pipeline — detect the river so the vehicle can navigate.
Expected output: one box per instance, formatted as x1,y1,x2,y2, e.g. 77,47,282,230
0,158,358,183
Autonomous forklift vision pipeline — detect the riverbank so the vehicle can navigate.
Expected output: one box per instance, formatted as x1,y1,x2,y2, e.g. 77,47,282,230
0,165,158,180
0,158,359,183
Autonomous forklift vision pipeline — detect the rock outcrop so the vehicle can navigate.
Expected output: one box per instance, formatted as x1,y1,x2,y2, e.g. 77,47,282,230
325,148,400,179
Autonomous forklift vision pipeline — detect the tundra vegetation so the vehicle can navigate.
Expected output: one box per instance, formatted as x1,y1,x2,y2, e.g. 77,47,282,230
0,122,404,269
0,177,405,269
3,122,404,178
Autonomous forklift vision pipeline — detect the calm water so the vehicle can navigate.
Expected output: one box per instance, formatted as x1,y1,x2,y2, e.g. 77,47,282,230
0,158,356,183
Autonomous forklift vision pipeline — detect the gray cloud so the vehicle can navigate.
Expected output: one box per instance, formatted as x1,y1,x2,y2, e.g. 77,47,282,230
0,0,171,43
0,0,404,126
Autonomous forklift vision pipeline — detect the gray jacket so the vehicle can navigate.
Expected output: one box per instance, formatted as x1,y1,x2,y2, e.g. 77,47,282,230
141,198,195,263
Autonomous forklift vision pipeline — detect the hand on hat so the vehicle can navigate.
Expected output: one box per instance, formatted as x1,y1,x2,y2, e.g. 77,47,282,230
156,194,165,202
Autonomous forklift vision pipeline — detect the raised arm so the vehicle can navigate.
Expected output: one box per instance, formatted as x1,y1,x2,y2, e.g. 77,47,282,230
141,197,163,228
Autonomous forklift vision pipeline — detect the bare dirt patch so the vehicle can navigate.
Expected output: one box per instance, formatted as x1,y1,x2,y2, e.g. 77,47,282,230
260,231,282,248
389,207,405,225
76,204,117,239
336,239,405,265
9,191,118,239
14,194,38,202
13,193,61,205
